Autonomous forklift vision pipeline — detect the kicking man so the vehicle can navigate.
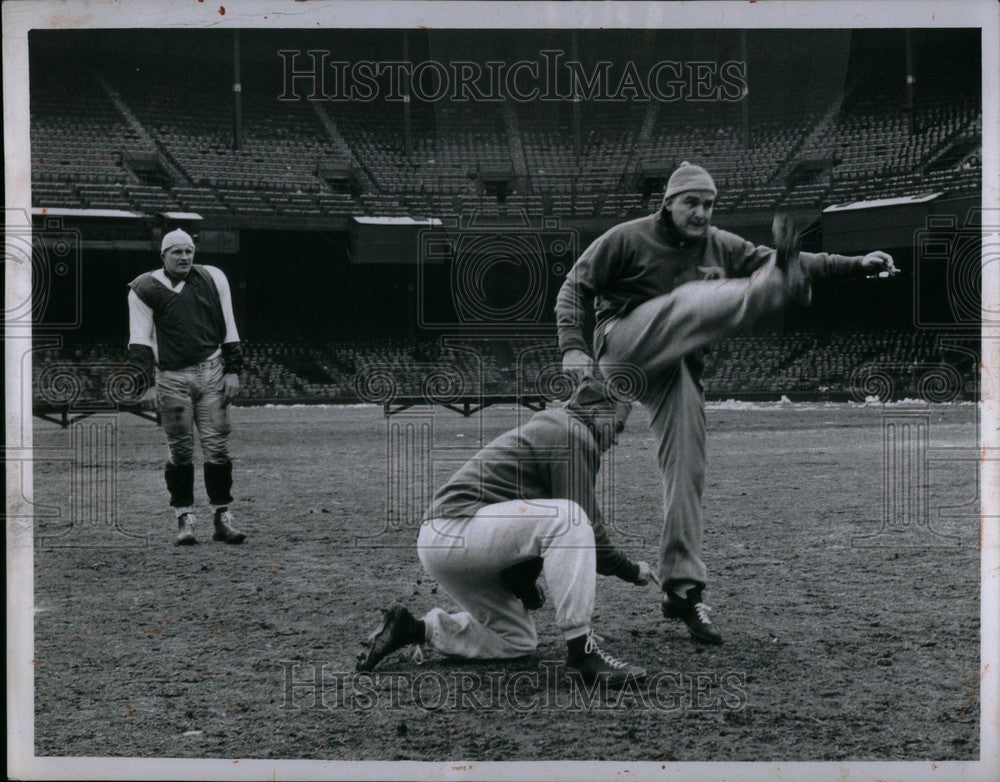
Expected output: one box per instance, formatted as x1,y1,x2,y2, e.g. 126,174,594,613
555,162,898,644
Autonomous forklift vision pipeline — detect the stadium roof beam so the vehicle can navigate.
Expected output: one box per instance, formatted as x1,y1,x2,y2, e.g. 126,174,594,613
160,212,204,222
31,207,145,219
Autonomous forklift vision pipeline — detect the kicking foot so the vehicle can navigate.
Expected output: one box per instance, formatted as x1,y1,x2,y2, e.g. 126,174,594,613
772,212,811,306
662,588,723,645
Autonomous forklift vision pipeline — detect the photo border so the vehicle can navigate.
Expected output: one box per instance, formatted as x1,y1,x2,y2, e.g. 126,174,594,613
5,1,999,780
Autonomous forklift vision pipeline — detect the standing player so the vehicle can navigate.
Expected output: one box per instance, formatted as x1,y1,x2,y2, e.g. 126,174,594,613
128,228,247,546
357,378,656,686
556,162,898,644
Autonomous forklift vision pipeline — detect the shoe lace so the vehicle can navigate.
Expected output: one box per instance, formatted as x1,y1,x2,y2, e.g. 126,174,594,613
695,602,713,625
583,632,627,670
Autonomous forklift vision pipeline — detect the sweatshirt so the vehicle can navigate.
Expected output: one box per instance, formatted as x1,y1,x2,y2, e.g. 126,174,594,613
555,208,867,359
127,264,243,385
423,407,640,582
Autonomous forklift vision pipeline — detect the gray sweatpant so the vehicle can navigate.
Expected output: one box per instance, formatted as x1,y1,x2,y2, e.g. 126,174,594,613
597,259,787,591
418,499,597,659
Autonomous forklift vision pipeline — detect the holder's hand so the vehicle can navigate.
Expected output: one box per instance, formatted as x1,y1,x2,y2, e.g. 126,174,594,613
634,561,659,587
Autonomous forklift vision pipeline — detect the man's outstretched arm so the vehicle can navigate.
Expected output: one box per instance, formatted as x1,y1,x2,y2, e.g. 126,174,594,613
801,249,898,280
721,228,898,281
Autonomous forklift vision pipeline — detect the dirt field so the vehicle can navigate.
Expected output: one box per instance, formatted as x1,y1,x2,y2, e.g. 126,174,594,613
32,402,981,762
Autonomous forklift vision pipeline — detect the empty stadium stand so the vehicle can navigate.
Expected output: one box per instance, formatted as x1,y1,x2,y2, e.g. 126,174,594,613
27,31,983,420
31,46,982,221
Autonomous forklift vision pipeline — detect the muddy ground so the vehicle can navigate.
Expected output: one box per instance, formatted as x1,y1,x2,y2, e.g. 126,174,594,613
32,402,980,761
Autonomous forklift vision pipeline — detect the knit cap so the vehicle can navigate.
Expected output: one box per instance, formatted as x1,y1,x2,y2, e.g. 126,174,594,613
161,228,195,254
664,161,717,199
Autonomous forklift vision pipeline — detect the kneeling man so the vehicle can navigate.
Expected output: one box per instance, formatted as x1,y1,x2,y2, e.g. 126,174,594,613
357,378,655,685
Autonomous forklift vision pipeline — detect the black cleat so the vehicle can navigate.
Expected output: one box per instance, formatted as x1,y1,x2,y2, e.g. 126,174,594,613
501,557,546,611
772,212,810,306
175,513,198,546
212,509,246,544
567,632,647,687
357,605,423,672
662,588,723,645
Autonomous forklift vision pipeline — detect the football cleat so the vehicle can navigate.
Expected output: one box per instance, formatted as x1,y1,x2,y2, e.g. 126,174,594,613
567,631,647,687
175,513,197,546
662,588,723,645
356,605,423,672
212,509,246,544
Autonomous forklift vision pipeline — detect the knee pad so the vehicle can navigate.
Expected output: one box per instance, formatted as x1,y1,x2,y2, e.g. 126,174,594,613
161,401,192,437
200,437,230,465
205,400,232,437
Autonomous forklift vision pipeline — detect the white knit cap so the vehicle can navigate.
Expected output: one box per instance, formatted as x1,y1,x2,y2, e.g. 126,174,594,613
664,161,717,200
160,228,195,254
